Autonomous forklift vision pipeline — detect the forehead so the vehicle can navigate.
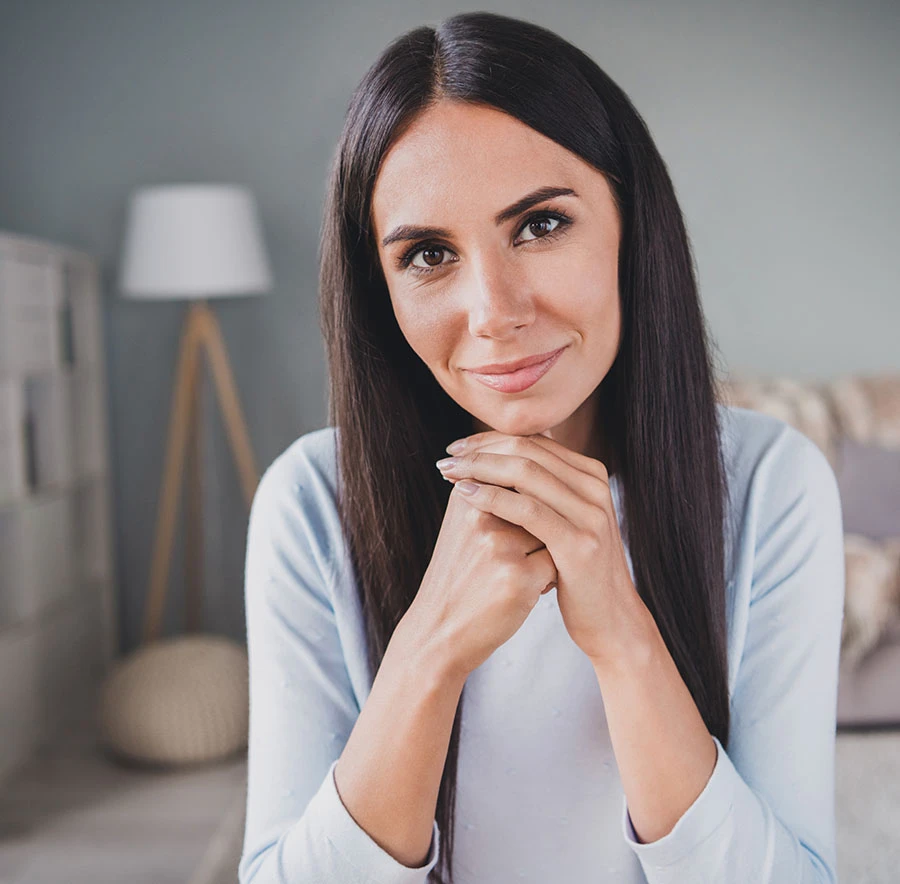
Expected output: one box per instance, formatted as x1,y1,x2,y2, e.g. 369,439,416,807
370,101,592,242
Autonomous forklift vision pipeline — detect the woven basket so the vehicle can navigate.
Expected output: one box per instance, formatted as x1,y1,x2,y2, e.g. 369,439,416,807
96,634,249,768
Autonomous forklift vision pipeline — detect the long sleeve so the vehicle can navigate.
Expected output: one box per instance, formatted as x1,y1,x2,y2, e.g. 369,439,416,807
238,444,441,884
619,426,845,884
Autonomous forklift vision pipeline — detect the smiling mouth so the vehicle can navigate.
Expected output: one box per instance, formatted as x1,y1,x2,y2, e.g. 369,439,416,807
465,345,567,394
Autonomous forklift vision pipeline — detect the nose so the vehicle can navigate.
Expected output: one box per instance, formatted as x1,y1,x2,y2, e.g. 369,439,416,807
466,251,535,338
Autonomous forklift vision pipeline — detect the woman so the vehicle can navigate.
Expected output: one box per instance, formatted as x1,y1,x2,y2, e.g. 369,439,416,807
238,12,844,884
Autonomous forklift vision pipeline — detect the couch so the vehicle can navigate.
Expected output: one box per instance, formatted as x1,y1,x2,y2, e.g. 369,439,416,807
716,372,900,728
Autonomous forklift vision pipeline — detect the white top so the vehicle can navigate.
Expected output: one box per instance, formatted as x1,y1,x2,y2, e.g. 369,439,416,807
238,403,845,884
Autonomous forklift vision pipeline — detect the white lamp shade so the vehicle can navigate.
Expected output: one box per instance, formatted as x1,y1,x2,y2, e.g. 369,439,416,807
119,184,272,300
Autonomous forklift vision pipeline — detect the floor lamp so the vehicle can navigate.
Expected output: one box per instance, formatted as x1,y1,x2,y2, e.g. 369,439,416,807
119,184,272,645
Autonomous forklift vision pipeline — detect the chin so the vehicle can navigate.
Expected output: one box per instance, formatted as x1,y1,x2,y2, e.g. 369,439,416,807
468,409,561,439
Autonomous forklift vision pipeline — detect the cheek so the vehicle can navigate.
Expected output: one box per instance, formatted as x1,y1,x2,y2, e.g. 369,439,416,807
538,235,618,306
550,259,620,331
391,295,457,366
578,283,620,328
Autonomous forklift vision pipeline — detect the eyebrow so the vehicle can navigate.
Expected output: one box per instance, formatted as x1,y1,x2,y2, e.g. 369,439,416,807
379,185,579,248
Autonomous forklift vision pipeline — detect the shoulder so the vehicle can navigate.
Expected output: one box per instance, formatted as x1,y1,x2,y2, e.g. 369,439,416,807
715,404,845,700
718,401,839,501
717,402,843,607
718,402,843,605
256,426,339,498
247,426,342,585
717,401,840,521
251,426,339,519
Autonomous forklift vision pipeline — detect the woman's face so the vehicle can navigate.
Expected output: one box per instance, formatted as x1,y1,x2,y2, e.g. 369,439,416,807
370,100,622,462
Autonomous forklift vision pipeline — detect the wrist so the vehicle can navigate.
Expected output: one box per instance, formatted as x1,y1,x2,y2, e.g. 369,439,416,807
589,592,661,682
390,612,470,692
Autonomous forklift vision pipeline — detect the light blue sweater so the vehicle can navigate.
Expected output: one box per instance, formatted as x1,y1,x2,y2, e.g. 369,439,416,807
238,403,845,884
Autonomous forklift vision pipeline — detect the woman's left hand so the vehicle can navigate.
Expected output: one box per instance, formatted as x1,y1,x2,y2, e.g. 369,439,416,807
435,430,653,669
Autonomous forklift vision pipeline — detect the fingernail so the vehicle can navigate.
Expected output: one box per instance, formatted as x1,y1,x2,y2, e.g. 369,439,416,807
446,440,467,455
435,457,457,470
456,480,479,495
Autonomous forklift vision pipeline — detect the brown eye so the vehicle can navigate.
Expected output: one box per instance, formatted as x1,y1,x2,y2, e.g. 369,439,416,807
519,216,561,242
403,244,449,271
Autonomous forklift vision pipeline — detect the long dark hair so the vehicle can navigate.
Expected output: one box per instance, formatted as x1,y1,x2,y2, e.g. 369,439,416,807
318,11,730,882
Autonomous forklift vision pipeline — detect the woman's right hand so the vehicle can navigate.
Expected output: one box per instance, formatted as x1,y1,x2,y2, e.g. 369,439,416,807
396,481,559,680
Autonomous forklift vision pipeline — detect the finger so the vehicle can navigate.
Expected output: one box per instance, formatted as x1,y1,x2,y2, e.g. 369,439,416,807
452,481,568,555
445,450,593,527
522,544,558,594
451,431,611,485
525,433,611,483
443,436,617,538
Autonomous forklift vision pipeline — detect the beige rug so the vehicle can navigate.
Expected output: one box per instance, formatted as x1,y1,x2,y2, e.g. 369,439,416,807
836,727,900,883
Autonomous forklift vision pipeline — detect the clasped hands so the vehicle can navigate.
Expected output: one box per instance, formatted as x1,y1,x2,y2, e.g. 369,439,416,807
435,429,652,670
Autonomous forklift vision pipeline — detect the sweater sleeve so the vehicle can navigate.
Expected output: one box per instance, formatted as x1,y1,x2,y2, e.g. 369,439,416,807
238,449,441,884
619,427,844,884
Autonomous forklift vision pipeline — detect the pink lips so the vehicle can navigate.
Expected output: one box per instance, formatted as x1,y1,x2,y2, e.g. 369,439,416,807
466,346,567,393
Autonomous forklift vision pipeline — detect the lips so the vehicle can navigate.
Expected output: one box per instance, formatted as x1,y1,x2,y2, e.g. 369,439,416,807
467,346,567,374
465,345,567,394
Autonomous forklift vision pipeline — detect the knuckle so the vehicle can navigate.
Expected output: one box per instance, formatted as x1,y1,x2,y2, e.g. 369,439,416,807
590,506,611,531
495,560,519,590
461,496,485,520
521,494,542,522
585,517,602,540
483,531,506,555
521,456,541,479
597,475,613,501
483,485,499,506
511,437,529,455
578,529,603,556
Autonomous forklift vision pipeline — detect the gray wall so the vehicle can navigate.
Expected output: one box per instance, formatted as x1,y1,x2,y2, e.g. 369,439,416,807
0,0,897,655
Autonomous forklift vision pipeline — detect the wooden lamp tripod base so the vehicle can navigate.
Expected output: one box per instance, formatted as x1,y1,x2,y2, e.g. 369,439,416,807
140,300,259,645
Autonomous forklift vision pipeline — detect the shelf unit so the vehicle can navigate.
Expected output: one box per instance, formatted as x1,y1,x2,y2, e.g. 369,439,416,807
0,230,118,784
